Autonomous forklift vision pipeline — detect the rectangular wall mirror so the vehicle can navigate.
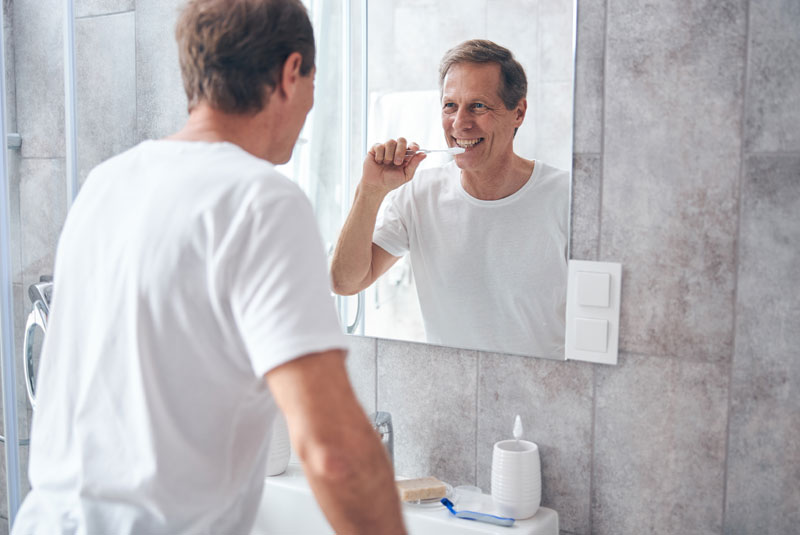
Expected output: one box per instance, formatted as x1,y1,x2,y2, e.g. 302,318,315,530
282,0,577,360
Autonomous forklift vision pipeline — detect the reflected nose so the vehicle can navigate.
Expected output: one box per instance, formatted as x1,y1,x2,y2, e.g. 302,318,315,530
452,107,473,133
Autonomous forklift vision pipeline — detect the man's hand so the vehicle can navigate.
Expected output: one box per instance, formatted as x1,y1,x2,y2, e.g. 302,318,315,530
361,137,426,195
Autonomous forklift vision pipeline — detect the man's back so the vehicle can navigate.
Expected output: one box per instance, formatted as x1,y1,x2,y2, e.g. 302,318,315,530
15,140,346,534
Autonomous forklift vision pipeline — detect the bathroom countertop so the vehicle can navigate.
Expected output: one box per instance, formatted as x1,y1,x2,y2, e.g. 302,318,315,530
253,463,559,535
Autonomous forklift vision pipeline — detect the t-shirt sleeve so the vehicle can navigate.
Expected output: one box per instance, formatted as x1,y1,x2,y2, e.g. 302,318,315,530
372,188,410,257
228,185,348,377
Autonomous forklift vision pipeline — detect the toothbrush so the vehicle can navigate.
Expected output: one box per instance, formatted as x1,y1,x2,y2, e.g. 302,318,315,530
405,147,466,155
441,498,515,527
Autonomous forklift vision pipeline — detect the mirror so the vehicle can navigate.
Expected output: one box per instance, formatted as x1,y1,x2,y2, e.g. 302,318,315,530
356,0,576,359
287,0,576,359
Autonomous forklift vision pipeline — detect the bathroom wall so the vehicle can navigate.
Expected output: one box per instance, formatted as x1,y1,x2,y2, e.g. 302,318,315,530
350,1,799,534
1,0,798,534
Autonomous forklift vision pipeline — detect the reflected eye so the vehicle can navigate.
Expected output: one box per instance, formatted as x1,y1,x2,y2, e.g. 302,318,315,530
472,103,488,113
442,102,456,113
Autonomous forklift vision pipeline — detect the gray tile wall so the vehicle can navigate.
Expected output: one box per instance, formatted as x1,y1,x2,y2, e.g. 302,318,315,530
349,1,799,534
3,0,798,534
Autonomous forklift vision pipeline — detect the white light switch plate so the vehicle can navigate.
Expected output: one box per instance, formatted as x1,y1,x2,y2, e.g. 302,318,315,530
565,260,622,365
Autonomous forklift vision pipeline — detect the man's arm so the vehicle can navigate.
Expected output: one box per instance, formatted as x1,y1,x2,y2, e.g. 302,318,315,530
330,138,425,295
265,349,406,534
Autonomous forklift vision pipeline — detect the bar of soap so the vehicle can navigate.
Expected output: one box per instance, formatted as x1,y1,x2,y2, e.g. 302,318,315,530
396,476,447,501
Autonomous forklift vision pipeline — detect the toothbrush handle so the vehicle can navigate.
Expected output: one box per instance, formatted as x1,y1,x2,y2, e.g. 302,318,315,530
455,510,515,527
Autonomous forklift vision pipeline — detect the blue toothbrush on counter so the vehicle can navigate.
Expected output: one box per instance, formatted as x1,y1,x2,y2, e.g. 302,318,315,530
441,498,515,527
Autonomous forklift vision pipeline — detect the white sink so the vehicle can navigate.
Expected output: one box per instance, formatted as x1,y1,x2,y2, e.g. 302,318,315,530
251,464,559,535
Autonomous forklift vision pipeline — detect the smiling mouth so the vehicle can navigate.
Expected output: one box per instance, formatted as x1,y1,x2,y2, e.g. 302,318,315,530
453,137,484,150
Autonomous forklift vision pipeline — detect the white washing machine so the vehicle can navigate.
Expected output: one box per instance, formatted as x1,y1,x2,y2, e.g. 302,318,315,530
22,277,52,410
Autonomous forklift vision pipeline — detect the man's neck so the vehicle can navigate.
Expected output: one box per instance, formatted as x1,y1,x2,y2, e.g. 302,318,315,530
460,153,535,201
166,104,277,162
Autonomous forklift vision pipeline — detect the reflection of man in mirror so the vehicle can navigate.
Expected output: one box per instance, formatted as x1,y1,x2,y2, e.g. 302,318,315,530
331,39,568,357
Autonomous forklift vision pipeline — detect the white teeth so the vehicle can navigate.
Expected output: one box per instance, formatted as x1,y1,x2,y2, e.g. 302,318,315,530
455,138,482,148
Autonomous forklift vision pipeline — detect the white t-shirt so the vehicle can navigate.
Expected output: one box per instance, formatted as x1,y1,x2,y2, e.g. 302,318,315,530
373,160,568,357
14,141,348,535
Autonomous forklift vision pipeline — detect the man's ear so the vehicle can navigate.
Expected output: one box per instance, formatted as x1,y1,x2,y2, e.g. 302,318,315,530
277,51,304,99
514,98,527,127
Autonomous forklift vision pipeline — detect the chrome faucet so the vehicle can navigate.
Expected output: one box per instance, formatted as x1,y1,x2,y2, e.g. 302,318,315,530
370,411,393,468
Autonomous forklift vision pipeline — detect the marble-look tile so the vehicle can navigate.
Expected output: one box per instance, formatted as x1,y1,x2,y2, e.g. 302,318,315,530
386,0,487,93
0,435,30,521
743,0,800,153
434,0,487,59
5,0,21,284
75,12,137,184
573,0,605,154
570,153,601,260
365,0,396,94
5,0,18,132
14,0,65,158
12,282,33,441
539,0,575,83
601,0,746,362
136,0,188,141
724,155,800,534
592,353,729,535
536,80,574,171
477,353,593,535
75,0,134,18
20,158,67,287
377,339,477,486
345,335,377,415
8,150,23,283
0,283,25,437
486,0,539,83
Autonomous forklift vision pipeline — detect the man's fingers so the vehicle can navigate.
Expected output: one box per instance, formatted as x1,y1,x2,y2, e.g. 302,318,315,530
404,153,426,179
382,139,398,165
394,138,407,165
373,143,386,164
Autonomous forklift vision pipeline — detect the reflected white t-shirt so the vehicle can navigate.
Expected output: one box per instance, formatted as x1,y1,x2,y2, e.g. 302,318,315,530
373,160,569,356
14,141,347,535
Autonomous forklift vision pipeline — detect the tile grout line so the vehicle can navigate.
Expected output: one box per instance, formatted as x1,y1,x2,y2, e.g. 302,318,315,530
744,150,800,158
721,0,753,528
474,352,481,486
373,337,378,412
75,9,135,21
589,1,610,530
373,338,378,412
134,6,139,144
589,362,598,534
595,0,609,263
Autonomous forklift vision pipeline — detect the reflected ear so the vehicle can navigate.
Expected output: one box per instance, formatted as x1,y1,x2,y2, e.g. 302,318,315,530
278,52,304,98
514,98,527,126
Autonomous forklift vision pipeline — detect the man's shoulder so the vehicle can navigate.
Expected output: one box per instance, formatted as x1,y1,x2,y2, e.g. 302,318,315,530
534,160,569,180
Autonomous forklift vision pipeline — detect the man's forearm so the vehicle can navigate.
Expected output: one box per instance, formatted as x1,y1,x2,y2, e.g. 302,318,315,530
301,423,405,534
330,184,387,295
267,352,406,534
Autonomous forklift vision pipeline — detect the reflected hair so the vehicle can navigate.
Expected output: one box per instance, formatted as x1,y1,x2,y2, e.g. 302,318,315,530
175,0,315,114
438,39,527,110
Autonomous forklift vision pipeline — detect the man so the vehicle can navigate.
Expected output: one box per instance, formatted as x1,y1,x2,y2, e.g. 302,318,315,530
13,1,404,534
331,39,569,357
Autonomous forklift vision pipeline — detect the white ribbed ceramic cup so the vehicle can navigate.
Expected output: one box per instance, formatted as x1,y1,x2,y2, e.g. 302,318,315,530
491,439,541,519
265,412,291,476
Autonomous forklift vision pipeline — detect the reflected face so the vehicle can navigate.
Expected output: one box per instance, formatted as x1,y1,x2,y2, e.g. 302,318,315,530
441,63,525,174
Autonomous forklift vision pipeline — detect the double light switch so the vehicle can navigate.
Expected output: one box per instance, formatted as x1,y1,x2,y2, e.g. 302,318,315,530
565,260,622,365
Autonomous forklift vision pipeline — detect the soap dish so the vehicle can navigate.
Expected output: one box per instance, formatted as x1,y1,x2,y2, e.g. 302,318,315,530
403,482,453,509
